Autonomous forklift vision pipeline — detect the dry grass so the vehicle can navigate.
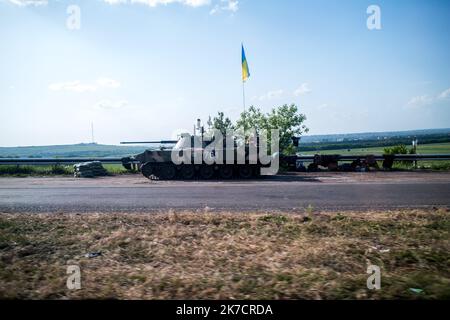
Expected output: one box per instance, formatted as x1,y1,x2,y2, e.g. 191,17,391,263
0,209,449,300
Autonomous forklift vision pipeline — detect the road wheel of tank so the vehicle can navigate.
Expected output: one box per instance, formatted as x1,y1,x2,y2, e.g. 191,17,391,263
253,166,261,178
199,165,215,180
159,164,177,180
141,163,153,178
181,165,195,180
238,166,253,179
218,166,233,179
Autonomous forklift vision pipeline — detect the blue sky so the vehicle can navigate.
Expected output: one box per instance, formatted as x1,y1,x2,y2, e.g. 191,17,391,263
0,0,449,146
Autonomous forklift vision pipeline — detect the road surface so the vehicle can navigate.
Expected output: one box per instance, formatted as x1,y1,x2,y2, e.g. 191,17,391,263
0,172,449,213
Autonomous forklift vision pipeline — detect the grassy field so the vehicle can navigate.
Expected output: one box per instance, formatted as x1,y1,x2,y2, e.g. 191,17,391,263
0,164,131,177
0,143,147,158
300,142,450,155
0,209,449,299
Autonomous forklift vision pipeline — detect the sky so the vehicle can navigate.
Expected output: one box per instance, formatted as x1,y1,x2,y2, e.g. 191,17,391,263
0,0,449,147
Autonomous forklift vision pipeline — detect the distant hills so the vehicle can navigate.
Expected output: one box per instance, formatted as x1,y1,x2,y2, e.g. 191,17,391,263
298,128,450,152
1,128,449,158
0,143,149,159
300,128,450,143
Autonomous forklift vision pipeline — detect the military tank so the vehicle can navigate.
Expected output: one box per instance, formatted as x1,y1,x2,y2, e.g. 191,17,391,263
121,123,278,180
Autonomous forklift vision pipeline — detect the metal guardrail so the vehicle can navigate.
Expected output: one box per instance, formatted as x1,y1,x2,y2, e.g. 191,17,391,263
387,154,450,161
295,154,450,161
0,158,133,165
279,153,450,171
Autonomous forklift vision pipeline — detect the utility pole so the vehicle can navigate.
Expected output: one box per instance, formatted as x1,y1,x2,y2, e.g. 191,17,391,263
91,122,95,144
412,136,418,169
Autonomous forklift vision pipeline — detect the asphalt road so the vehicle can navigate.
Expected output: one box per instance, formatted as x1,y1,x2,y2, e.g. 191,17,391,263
0,173,450,213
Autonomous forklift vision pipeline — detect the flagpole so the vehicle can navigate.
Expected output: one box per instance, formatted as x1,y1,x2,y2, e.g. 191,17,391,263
241,43,249,134
242,81,246,133
242,81,246,113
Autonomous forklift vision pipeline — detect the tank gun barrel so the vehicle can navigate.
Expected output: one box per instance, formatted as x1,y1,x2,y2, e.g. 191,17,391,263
120,140,178,145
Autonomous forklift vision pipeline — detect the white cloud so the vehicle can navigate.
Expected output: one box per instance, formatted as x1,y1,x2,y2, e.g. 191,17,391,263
49,77,121,92
406,95,434,108
103,0,127,4
94,99,129,110
406,87,450,108
8,0,220,9
210,0,238,15
256,84,312,101
259,89,284,101
7,0,47,6
96,77,121,89
103,0,211,8
185,0,211,6
8,0,230,12
438,88,450,100
226,0,238,12
294,83,312,96
49,81,97,93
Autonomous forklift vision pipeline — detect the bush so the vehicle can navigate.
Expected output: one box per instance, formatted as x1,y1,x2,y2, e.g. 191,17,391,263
383,145,408,155
0,165,72,176
384,145,413,168
431,162,450,171
0,165,35,175
50,165,71,175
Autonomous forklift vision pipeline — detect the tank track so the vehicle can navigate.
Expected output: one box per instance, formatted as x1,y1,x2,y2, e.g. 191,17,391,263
140,163,261,180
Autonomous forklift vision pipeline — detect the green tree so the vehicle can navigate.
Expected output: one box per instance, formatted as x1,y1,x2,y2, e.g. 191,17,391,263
211,111,234,135
236,104,308,155
235,106,268,132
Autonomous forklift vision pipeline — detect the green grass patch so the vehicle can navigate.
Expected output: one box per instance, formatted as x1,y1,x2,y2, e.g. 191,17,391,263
0,164,135,177
0,165,73,176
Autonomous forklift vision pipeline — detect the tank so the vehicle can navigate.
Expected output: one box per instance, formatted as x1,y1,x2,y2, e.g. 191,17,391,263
122,132,277,180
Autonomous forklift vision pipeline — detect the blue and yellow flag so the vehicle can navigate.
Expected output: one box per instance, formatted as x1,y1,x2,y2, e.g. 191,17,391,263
241,44,250,83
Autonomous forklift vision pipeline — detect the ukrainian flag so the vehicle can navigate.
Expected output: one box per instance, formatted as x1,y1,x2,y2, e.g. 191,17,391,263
241,44,250,82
